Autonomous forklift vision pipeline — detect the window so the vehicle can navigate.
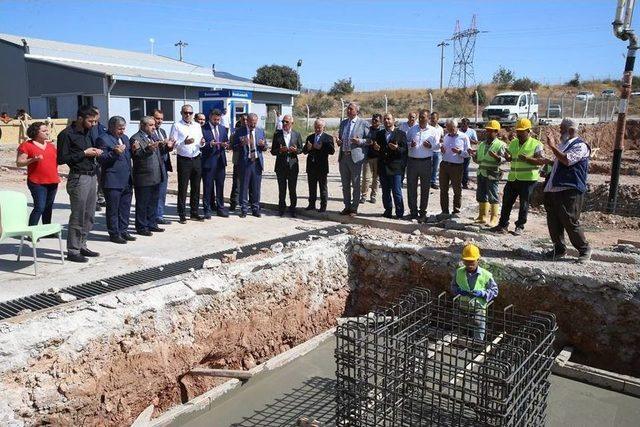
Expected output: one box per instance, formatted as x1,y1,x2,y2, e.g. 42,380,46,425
129,98,174,121
47,97,58,118
77,95,93,108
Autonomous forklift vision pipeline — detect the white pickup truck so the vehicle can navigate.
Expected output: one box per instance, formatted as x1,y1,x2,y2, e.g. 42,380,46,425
482,91,539,125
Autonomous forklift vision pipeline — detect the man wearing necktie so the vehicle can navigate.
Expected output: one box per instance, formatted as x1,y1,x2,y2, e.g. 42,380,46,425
232,113,268,217
303,119,335,212
374,113,407,219
337,102,370,216
152,109,174,225
201,109,230,218
271,114,303,217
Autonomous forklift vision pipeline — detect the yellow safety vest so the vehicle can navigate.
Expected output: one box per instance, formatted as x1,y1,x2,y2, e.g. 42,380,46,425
476,138,504,180
508,137,542,182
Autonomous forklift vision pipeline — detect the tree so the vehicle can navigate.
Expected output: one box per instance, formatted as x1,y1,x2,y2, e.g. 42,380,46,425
492,66,515,88
566,73,581,88
328,77,354,96
470,86,487,105
511,77,540,91
253,65,299,90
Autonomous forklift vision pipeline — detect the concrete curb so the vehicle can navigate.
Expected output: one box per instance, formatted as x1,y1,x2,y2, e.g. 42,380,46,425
553,347,640,397
147,327,337,427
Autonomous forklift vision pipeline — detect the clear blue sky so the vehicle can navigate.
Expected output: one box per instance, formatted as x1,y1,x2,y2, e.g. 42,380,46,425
1,0,634,91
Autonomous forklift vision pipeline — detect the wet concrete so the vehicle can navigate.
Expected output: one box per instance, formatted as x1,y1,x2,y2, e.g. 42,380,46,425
179,339,640,427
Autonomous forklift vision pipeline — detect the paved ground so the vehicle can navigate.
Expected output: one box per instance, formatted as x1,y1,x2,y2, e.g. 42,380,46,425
181,338,640,427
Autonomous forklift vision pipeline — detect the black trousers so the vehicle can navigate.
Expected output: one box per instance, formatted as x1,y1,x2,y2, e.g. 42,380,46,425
104,185,132,236
276,166,298,212
308,170,328,207
543,189,590,254
230,164,240,207
135,184,159,231
177,155,201,217
498,180,537,229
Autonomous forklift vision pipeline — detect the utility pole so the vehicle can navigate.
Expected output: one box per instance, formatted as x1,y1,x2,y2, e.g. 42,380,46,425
174,40,188,61
448,15,487,88
149,38,155,55
437,40,449,90
609,0,637,213
296,59,303,92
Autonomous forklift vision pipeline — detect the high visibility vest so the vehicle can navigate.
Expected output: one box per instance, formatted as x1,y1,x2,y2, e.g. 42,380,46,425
476,138,503,180
456,266,493,308
508,137,542,182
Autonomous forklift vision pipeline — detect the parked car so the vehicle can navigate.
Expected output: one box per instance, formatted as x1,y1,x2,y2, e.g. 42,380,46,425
547,104,562,118
575,91,595,101
481,91,539,124
601,88,616,98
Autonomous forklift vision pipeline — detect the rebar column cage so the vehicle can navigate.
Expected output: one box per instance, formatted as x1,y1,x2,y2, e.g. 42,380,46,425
335,288,557,426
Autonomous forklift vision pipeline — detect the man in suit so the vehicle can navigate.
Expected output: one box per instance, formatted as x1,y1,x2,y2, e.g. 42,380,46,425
233,113,268,217
96,116,136,244
303,119,335,213
229,114,247,211
201,109,230,218
374,113,407,219
271,114,303,217
90,107,108,212
337,102,369,217
130,116,165,236
152,109,175,225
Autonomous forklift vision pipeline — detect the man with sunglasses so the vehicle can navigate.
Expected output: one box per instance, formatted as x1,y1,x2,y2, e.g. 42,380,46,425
271,114,303,217
169,104,205,223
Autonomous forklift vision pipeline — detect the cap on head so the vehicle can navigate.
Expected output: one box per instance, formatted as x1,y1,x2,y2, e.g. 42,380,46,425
485,120,501,131
462,244,481,261
515,118,532,131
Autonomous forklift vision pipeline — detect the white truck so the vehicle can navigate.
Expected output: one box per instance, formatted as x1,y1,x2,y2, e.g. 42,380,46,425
482,91,539,125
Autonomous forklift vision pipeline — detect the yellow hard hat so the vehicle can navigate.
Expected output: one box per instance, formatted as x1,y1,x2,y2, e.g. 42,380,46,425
515,118,532,131
462,244,481,261
485,120,501,131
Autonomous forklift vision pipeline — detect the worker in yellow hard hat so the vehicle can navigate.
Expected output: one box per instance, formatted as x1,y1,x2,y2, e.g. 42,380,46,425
451,244,499,341
471,120,506,226
490,117,546,235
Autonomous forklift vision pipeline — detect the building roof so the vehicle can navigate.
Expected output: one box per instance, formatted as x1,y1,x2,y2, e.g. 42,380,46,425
0,33,298,96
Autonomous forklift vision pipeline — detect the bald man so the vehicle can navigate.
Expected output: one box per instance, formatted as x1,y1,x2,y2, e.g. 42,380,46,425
271,114,303,216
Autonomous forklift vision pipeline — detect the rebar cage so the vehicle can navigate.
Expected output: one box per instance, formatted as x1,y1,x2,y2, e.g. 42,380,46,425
335,288,557,426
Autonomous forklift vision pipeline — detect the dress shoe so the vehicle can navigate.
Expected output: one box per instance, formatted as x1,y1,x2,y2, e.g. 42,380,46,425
95,205,102,212
406,213,418,221
191,214,205,221
340,208,350,215
348,210,357,217
67,253,88,263
178,217,187,224
431,184,439,190
229,203,237,211
396,213,405,220
239,212,247,218
289,210,297,218
359,197,366,204
121,233,136,241
149,226,164,232
318,206,326,213
80,248,100,257
252,212,262,218
203,213,212,219
279,210,285,217
369,197,376,203
109,235,127,244
305,205,315,211
382,211,393,218
216,209,229,218
157,218,171,225
137,230,153,236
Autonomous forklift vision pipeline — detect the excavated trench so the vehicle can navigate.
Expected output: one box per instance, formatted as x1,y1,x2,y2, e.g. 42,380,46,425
0,229,639,426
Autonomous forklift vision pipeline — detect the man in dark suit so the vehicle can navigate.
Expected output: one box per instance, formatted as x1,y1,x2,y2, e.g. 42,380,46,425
152,109,175,225
303,118,335,212
130,116,165,236
232,113,268,217
201,109,230,218
374,113,407,219
271,114,303,217
229,114,247,211
96,116,135,244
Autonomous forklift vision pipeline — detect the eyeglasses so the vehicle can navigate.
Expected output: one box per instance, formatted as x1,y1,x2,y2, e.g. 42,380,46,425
183,111,194,115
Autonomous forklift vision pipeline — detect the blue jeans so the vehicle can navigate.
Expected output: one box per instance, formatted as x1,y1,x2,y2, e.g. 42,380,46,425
431,152,441,185
156,177,168,221
379,169,404,217
462,157,471,186
27,181,58,226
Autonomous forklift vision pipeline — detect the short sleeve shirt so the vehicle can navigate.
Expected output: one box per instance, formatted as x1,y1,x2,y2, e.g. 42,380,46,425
17,140,60,184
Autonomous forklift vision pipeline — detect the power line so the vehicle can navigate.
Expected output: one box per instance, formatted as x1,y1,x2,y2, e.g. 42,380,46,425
448,15,487,88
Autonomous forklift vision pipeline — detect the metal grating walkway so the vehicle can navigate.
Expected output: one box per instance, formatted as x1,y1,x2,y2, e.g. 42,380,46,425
0,225,346,321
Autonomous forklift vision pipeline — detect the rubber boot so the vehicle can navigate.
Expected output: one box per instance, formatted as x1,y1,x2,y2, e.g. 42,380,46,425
474,202,488,223
488,203,500,227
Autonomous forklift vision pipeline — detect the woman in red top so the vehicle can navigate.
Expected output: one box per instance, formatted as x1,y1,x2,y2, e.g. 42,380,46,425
16,122,61,226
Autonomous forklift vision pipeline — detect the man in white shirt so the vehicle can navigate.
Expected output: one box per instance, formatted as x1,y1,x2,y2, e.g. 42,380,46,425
439,118,470,217
169,104,205,223
460,118,478,189
430,111,445,189
405,109,439,222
